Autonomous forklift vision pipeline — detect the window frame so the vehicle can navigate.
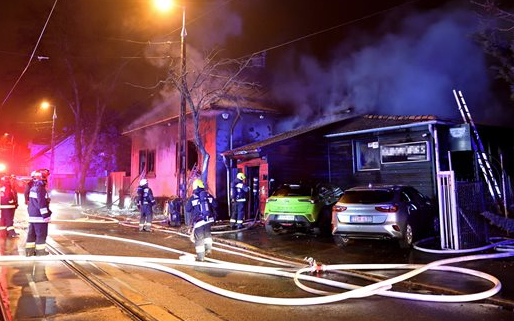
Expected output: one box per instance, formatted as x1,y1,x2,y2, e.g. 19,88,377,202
355,140,381,171
138,149,156,177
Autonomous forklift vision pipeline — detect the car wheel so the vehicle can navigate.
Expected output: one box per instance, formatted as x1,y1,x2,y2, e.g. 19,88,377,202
333,235,351,247
265,222,281,236
399,223,414,249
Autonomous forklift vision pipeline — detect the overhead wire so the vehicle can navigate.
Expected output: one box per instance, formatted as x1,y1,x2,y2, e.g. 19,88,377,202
0,0,59,110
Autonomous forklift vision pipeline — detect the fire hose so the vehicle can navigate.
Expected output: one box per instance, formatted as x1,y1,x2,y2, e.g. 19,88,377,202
1,230,512,306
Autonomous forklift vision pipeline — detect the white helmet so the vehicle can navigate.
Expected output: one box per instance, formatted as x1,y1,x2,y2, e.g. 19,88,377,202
139,178,148,186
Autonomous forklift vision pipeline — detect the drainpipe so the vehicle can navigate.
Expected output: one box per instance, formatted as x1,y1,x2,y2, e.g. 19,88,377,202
223,113,241,216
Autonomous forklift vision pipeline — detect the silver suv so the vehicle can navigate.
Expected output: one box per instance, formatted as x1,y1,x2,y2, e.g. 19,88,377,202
331,185,436,248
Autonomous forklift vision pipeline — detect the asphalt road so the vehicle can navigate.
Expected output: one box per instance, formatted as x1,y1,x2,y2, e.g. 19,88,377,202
1,192,513,320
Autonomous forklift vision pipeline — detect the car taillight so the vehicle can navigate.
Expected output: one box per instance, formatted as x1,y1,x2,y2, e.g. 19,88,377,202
375,205,398,212
333,204,347,212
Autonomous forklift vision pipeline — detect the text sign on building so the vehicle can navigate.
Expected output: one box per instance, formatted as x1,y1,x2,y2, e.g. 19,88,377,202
380,141,429,164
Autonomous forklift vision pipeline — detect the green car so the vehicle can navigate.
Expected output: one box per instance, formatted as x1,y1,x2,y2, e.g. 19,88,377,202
263,183,343,235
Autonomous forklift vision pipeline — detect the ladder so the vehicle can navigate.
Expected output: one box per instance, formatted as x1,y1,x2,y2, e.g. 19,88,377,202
452,89,503,208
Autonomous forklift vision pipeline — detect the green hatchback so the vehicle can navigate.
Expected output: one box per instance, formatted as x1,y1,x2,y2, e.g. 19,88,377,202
263,183,343,236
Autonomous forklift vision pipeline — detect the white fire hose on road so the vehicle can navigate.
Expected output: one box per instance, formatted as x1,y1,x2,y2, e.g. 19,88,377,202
1,230,512,306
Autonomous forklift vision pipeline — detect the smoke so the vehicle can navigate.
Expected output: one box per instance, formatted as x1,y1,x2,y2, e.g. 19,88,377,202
271,6,511,131
127,0,242,134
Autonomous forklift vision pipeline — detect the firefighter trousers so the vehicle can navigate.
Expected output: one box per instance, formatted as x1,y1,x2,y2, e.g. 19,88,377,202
193,221,212,261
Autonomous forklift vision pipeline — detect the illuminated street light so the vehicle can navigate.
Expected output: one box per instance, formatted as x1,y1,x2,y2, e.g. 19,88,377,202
153,0,188,204
40,101,57,187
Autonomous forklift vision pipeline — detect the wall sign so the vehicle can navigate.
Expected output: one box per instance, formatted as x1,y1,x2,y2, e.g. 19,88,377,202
380,141,429,164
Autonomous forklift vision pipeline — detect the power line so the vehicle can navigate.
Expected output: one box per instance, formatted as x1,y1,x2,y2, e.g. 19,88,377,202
237,0,422,60
0,0,59,110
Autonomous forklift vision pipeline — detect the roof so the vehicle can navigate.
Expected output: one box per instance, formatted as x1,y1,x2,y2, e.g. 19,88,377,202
324,114,454,138
27,134,72,161
122,95,280,136
222,114,455,158
221,115,355,158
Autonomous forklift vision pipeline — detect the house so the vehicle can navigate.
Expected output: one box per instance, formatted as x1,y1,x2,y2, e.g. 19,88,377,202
27,132,131,194
222,114,514,247
122,103,280,218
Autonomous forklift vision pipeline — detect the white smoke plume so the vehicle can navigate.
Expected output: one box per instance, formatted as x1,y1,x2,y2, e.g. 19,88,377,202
271,6,513,131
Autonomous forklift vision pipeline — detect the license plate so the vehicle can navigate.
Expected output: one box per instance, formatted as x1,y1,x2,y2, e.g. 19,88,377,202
277,215,295,221
350,215,372,223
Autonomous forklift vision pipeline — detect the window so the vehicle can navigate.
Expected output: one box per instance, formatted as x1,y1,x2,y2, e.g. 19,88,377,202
138,149,156,177
187,141,198,171
356,141,380,171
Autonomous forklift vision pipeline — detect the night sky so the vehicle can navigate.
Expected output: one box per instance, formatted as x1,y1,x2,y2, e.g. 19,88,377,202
1,0,513,145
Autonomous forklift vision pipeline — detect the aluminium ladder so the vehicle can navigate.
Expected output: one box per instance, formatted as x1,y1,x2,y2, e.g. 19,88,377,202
452,89,503,209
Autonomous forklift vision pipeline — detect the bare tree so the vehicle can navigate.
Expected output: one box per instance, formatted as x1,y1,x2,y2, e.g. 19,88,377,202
473,1,514,99
60,53,125,200
166,49,260,187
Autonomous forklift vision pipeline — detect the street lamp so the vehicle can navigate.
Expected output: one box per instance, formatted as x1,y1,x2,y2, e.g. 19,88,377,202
41,101,57,187
153,0,187,204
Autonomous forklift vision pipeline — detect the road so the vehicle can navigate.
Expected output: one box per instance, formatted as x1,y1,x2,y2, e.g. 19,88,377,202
0,192,512,320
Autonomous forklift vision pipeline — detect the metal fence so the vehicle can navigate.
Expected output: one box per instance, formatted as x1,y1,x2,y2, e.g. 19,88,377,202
437,171,490,250
455,181,489,248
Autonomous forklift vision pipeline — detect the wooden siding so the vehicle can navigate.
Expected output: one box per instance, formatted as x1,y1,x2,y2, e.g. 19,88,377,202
264,131,329,187
328,128,437,199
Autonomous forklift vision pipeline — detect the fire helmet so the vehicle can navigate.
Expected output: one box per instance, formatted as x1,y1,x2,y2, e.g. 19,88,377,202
236,172,246,180
192,179,204,190
33,169,49,181
139,178,148,186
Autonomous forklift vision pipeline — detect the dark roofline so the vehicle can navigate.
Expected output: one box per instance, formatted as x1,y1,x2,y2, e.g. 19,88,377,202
222,114,456,159
121,104,280,136
221,115,356,158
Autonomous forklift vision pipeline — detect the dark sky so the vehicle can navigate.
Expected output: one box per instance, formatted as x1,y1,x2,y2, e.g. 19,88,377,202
0,0,512,143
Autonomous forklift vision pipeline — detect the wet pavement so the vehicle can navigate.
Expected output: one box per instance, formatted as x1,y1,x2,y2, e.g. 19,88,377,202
4,191,514,314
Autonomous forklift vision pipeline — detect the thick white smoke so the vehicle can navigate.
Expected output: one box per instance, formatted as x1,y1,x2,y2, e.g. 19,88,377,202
271,7,512,130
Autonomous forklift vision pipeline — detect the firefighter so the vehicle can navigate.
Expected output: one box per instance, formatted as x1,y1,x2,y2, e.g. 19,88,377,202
230,172,249,229
24,170,37,205
0,176,19,238
136,178,156,232
26,169,52,256
184,179,217,261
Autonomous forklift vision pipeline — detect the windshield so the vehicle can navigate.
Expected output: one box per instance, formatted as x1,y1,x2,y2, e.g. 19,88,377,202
272,184,312,197
340,190,394,204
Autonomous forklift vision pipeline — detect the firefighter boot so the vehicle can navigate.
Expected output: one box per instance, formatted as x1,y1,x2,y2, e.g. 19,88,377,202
25,248,36,257
36,249,49,256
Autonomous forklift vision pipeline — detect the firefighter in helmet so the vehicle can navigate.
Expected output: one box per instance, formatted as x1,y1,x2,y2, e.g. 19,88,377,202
136,178,156,232
184,179,217,261
26,169,52,256
230,172,249,229
24,170,37,205
0,175,19,238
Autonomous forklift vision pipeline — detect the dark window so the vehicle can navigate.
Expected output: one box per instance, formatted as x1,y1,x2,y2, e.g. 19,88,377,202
341,190,394,204
356,141,380,171
272,184,312,197
187,141,198,171
138,149,156,177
